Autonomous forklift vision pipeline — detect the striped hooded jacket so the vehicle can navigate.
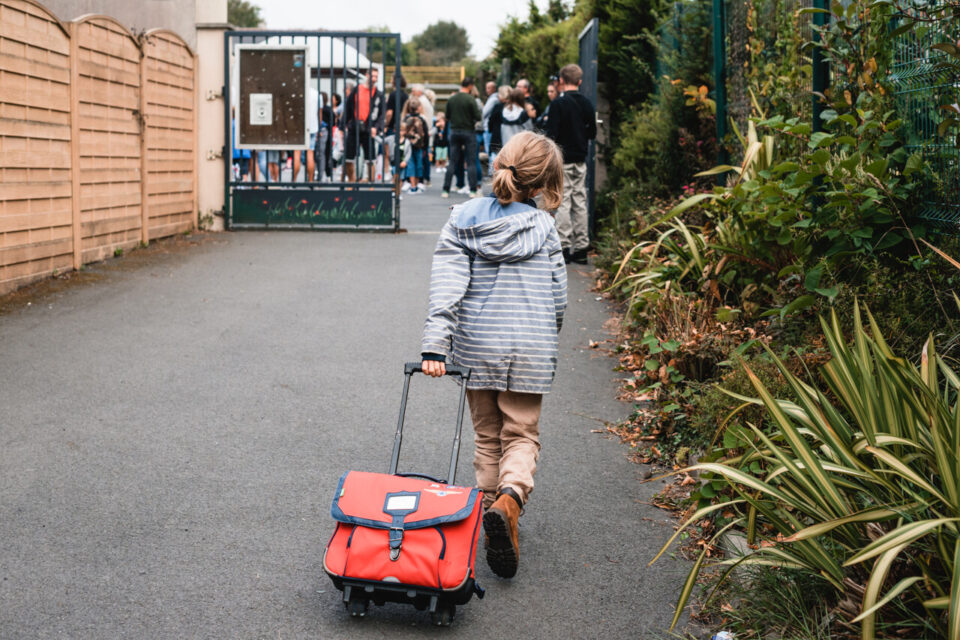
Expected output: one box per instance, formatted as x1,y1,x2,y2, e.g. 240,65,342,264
421,197,568,394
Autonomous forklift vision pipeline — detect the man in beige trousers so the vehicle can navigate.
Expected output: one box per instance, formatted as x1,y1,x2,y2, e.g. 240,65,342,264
544,64,597,264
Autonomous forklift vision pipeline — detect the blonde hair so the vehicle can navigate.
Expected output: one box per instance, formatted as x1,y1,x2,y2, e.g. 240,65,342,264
491,131,564,210
497,85,511,101
401,98,420,118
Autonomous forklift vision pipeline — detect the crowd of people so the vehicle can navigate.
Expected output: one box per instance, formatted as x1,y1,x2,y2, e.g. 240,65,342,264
389,64,597,264
387,74,559,198
231,64,596,263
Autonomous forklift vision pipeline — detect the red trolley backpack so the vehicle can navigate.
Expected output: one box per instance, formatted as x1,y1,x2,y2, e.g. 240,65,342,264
323,363,484,626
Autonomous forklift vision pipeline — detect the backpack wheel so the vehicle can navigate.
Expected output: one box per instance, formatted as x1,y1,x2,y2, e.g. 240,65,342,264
347,597,368,618
430,604,455,626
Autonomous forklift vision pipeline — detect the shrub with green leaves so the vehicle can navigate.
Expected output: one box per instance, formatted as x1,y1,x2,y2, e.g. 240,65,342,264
654,305,960,639
633,98,928,323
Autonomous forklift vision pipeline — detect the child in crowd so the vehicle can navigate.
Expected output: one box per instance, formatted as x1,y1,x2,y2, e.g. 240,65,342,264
432,112,448,172
397,122,415,192
402,100,428,194
501,88,531,147
420,131,567,579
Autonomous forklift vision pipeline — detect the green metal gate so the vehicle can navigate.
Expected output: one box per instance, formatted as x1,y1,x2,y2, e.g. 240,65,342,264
224,30,403,230
890,4,960,228
578,18,599,238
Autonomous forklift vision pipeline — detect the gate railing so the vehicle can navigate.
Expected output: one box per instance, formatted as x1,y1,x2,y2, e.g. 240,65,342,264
890,3,960,228
223,30,403,231
578,18,599,238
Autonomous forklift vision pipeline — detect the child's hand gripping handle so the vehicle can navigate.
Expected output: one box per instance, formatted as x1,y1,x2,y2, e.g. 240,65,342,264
405,362,470,379
390,363,472,483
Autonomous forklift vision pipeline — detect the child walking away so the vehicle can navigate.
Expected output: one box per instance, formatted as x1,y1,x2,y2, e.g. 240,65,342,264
420,131,567,579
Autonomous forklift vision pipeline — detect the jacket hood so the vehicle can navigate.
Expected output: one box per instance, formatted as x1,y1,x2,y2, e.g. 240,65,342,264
451,198,551,263
502,104,526,123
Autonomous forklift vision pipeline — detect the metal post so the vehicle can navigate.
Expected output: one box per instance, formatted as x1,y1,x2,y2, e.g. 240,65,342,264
712,0,729,177
712,0,729,171
394,35,403,231
223,32,231,228
811,0,830,132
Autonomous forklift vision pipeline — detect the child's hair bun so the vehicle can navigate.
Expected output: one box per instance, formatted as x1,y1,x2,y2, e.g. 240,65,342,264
491,131,564,210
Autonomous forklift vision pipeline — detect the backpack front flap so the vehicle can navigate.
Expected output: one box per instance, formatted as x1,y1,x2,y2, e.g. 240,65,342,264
331,471,480,559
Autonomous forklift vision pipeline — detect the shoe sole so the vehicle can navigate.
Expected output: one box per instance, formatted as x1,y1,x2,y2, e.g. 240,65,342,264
483,508,518,578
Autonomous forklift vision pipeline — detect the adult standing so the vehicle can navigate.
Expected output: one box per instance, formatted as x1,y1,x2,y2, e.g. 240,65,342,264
442,77,483,198
385,74,409,137
536,80,559,131
544,64,597,264
342,68,385,182
470,84,485,179
481,80,498,154
385,74,408,178
487,85,510,170
422,89,437,186
410,84,434,127
315,93,335,181
409,84,435,185
517,78,539,119
401,98,429,193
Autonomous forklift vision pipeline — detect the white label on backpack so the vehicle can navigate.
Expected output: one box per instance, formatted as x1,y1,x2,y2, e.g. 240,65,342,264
386,495,417,511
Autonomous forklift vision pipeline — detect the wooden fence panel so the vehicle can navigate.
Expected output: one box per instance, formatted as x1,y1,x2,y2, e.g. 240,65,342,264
0,0,73,295
142,30,195,240
73,15,142,265
0,1,197,295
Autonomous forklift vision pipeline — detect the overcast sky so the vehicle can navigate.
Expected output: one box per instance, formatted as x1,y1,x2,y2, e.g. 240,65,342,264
258,0,539,59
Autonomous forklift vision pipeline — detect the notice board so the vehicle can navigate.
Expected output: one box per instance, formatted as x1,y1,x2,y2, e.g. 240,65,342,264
237,45,309,149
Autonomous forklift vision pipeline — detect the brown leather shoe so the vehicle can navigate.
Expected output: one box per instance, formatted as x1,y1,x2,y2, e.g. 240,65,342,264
483,490,522,578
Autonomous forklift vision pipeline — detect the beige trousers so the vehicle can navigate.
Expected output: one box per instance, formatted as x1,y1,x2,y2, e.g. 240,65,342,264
555,162,589,252
466,389,543,510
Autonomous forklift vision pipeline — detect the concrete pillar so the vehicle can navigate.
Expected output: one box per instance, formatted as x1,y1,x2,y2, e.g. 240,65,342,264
195,0,230,230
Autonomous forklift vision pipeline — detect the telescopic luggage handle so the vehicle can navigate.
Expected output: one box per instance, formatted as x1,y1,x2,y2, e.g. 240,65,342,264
404,362,470,378
389,362,472,484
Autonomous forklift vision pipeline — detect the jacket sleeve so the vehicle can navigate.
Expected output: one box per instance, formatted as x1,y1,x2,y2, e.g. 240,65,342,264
551,238,567,333
421,218,471,357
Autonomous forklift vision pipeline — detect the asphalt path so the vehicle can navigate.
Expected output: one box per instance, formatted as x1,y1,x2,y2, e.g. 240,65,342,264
0,181,689,638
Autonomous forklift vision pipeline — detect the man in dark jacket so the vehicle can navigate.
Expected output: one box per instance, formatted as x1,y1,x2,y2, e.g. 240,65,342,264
343,67,386,182
544,64,597,264
442,77,483,198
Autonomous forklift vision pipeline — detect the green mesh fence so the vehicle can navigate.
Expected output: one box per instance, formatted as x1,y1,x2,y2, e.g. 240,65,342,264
722,0,814,158
890,4,960,228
